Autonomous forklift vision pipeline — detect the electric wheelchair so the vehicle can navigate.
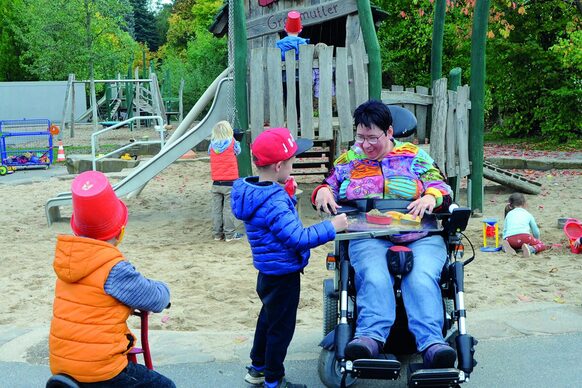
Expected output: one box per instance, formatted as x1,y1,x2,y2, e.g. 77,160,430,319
316,105,477,387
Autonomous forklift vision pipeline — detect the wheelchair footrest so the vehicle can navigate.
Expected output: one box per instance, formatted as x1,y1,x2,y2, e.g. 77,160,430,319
351,354,401,380
409,363,461,387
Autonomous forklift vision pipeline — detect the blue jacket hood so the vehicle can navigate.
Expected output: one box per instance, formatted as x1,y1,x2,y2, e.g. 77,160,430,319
232,177,336,275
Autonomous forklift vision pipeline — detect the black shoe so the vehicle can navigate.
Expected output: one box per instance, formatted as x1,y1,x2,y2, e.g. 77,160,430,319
345,336,380,360
423,343,456,368
244,365,265,385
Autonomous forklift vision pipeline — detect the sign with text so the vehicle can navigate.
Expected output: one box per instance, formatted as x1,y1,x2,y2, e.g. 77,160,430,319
247,0,358,40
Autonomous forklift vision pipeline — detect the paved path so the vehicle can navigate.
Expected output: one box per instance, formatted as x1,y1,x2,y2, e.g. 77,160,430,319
1,302,582,387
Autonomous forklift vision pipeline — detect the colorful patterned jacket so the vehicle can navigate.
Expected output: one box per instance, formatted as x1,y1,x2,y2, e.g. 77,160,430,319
324,140,452,206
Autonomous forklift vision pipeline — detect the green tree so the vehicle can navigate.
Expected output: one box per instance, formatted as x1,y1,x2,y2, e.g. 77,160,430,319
487,1,581,142
0,0,27,80
130,0,161,51
159,0,226,107
16,0,138,80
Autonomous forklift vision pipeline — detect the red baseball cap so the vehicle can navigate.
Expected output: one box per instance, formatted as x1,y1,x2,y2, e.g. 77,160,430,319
251,128,313,167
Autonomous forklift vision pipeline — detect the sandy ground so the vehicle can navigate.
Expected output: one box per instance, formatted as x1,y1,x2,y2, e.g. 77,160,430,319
1,125,581,334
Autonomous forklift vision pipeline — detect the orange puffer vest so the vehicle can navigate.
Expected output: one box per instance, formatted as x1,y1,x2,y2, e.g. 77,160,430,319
49,235,135,383
210,140,239,181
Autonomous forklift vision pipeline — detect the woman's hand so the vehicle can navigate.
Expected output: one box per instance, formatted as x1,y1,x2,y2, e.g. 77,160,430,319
315,186,341,214
407,195,436,218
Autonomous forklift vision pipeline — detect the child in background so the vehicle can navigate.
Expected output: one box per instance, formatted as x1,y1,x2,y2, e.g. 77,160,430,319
49,171,174,387
232,128,348,388
209,120,243,242
501,192,548,257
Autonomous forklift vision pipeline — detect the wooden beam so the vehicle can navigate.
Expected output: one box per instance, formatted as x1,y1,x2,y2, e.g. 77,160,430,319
247,0,358,40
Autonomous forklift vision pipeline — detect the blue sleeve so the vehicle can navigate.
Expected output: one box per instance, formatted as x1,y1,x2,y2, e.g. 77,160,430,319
104,261,171,313
265,193,336,250
529,214,540,239
234,140,241,156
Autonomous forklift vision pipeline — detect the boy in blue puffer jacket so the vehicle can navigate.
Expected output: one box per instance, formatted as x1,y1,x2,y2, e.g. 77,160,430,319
232,127,348,388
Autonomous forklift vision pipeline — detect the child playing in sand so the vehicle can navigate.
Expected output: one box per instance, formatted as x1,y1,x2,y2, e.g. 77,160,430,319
209,120,243,242
231,127,348,388
49,171,174,387
501,192,548,257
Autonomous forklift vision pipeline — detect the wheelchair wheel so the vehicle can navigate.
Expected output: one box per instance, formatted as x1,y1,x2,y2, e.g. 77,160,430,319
323,278,338,336
318,348,357,388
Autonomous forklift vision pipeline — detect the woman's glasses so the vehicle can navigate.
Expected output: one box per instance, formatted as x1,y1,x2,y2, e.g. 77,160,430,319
354,132,385,145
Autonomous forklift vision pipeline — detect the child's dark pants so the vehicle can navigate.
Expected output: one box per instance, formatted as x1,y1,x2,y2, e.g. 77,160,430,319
78,362,175,387
250,271,301,384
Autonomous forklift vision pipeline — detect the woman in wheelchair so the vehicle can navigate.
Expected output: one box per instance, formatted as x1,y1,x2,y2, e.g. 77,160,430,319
312,99,456,369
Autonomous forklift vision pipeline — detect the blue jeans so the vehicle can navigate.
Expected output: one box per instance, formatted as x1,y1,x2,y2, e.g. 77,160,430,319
78,362,175,387
349,234,447,352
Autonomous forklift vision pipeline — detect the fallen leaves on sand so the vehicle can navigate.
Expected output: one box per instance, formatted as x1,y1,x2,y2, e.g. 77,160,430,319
517,294,532,302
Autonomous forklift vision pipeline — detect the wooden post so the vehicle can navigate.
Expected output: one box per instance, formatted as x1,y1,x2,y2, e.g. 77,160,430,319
179,79,185,122
284,50,298,137
234,0,252,177
70,74,76,137
431,0,446,83
60,74,73,140
448,67,462,198
356,0,381,100
135,67,141,129
469,0,491,214
250,48,265,140
90,78,98,132
430,78,447,170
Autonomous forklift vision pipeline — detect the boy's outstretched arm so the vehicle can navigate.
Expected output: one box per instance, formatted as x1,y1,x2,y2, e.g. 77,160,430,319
105,261,171,313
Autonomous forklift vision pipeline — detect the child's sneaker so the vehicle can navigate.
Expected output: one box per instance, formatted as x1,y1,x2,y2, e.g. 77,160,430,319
244,365,265,385
264,377,306,388
501,239,516,255
521,244,536,258
226,232,244,242
213,235,224,241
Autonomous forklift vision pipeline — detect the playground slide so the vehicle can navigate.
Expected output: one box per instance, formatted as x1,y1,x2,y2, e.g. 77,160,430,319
45,77,233,225
482,161,542,195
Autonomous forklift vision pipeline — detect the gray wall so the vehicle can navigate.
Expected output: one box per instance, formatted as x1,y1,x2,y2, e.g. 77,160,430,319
0,81,87,123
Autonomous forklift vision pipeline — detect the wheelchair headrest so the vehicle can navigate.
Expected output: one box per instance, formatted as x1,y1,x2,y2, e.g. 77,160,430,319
387,105,417,138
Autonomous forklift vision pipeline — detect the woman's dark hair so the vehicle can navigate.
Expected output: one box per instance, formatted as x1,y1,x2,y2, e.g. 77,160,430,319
504,192,526,217
353,99,392,133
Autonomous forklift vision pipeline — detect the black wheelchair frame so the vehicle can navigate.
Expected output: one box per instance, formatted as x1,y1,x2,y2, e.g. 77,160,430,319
317,202,477,388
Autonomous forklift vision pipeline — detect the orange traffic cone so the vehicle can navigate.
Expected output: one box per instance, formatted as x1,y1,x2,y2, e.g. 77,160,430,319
57,140,66,162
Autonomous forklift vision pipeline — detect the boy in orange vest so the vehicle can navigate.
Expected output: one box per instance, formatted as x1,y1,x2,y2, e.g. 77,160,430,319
49,171,174,387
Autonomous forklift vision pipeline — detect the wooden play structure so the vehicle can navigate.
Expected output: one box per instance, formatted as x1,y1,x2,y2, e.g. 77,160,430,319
211,0,477,195
58,69,183,138
213,0,511,212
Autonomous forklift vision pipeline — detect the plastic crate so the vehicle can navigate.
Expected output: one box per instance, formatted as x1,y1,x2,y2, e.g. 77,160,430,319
0,119,53,169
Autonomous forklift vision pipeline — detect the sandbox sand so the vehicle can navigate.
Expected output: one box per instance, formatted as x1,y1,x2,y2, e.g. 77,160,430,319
1,129,581,335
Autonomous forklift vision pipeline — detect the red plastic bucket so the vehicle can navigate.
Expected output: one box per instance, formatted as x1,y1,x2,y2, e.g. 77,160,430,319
285,11,302,33
563,219,582,254
70,171,128,241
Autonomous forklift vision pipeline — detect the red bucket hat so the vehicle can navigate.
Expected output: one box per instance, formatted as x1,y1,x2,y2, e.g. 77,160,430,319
70,171,128,241
251,127,313,167
285,11,302,34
